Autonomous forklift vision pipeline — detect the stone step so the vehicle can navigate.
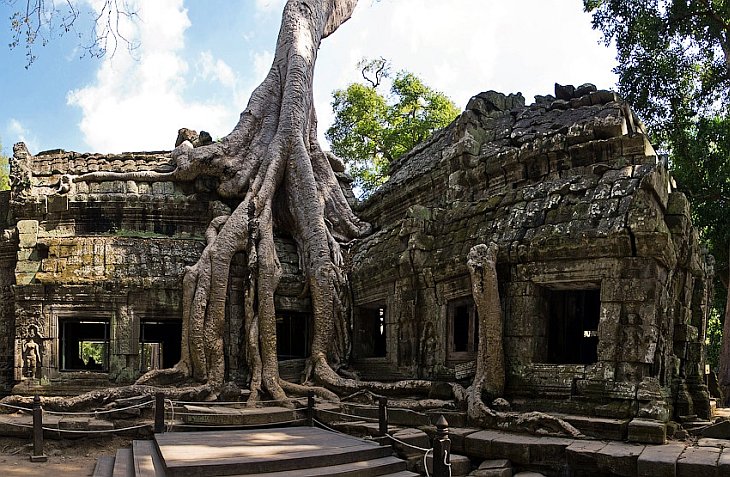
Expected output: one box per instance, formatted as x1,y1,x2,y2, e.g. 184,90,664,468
551,413,630,440
159,441,394,476
92,455,116,477
376,472,420,477
179,405,301,427
233,455,407,476
112,448,134,477
132,440,165,477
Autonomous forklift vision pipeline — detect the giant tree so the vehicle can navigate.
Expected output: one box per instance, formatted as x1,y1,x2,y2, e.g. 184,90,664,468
65,0,446,404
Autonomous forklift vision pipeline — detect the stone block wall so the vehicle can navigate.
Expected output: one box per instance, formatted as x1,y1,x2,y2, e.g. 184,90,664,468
2,148,308,393
351,87,713,419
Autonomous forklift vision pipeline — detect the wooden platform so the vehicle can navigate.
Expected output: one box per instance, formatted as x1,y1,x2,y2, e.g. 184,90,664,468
94,426,418,476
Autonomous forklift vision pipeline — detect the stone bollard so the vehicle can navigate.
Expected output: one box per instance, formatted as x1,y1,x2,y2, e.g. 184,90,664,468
378,396,388,441
432,415,451,477
30,395,46,462
154,392,165,433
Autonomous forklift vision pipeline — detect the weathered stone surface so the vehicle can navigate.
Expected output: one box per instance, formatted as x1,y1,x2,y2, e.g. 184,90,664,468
449,427,481,454
703,421,730,439
1,82,713,422
391,428,430,458
595,441,645,477
427,453,471,476
677,446,719,477
628,418,667,444
565,440,608,472
717,447,730,477
637,443,685,477
465,429,498,458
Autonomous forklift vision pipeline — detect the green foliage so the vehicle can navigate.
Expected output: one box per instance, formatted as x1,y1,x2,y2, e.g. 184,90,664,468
586,0,730,298
708,308,723,371
672,116,730,271
80,341,105,367
0,141,9,191
326,60,460,196
584,0,730,141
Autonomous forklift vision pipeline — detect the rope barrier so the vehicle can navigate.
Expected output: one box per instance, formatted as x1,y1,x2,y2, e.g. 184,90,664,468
315,408,380,423
385,433,431,453
0,402,32,412
169,419,307,429
311,417,344,434
44,399,154,416
7,421,150,434
171,398,294,406
165,399,175,432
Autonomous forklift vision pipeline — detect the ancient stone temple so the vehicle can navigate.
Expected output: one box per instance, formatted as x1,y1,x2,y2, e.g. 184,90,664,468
0,84,714,423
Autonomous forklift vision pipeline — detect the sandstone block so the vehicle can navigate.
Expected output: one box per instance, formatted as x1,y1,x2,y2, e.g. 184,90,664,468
596,441,645,477
677,446,719,477
637,443,685,477
427,453,471,476
628,419,666,445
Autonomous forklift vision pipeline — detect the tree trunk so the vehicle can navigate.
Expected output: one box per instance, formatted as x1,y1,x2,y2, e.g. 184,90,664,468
466,243,505,398
76,0,368,402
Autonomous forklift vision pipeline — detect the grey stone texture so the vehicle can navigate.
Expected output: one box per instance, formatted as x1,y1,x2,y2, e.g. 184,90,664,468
0,83,714,426
350,86,713,422
0,149,309,393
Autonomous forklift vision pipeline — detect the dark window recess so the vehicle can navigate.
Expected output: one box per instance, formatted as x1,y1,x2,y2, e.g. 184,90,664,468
139,321,182,372
276,313,311,360
354,305,387,358
448,298,479,360
547,289,600,364
60,320,110,371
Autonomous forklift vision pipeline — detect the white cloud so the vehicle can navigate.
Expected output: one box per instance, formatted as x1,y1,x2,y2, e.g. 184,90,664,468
197,51,237,89
255,0,287,13
312,0,618,145
68,0,239,152
5,119,39,154
252,50,274,82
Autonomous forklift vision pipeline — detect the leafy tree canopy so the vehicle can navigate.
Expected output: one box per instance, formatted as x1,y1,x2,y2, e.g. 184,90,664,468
326,58,460,197
0,141,9,191
585,0,729,140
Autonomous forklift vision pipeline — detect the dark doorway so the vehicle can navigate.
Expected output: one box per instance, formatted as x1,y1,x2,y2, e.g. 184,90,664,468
139,321,182,372
276,313,311,360
546,289,600,364
354,304,387,358
60,320,110,371
448,297,478,360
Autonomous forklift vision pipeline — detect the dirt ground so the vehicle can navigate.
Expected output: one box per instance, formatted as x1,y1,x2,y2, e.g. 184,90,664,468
0,435,135,476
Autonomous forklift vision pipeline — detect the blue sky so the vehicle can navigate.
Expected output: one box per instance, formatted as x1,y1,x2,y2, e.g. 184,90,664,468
0,0,618,156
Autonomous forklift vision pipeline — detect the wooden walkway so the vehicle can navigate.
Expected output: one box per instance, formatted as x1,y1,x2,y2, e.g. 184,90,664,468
94,426,417,476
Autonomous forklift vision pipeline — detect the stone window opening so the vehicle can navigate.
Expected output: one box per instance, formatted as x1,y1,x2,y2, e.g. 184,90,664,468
545,288,600,365
354,304,388,359
276,312,311,360
448,297,478,361
139,320,182,372
60,319,110,372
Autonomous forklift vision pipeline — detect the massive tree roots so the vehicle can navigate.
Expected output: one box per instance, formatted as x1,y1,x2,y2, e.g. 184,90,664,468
3,1,584,439
68,0,437,406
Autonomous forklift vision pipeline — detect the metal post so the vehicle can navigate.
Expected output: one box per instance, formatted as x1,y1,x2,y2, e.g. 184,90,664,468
378,396,388,438
154,392,165,433
432,415,451,477
307,391,315,426
30,395,46,462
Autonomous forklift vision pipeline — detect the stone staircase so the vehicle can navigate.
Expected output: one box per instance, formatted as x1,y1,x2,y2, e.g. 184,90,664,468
93,427,418,477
